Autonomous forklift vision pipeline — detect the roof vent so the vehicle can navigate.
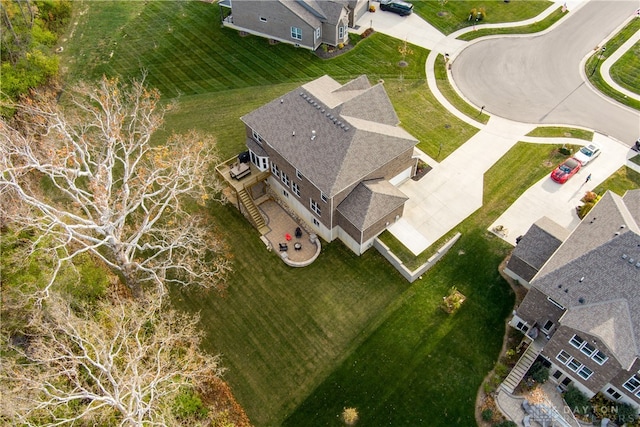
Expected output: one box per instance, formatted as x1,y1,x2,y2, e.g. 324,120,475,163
622,254,628,260
620,225,626,229
629,258,635,264
311,130,316,141
313,102,318,107
578,297,585,304
579,277,584,283
321,108,325,113
337,121,342,126
564,289,569,293
614,232,620,236
280,99,284,104
300,92,304,96
345,127,350,131
636,262,640,268
292,131,295,137
302,93,307,99
326,112,331,117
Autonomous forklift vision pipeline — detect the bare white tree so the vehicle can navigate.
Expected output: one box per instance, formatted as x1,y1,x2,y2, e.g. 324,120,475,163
0,75,231,299
1,293,225,426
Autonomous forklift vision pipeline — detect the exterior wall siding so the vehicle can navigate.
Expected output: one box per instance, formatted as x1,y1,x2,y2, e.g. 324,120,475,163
231,2,318,50
609,358,640,409
542,326,622,395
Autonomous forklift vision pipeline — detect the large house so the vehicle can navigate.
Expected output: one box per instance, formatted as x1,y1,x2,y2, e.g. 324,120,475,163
239,74,419,254
218,0,370,50
504,189,640,413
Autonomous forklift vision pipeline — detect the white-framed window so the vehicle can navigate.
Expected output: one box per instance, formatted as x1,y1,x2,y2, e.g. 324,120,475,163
567,358,582,372
570,335,608,365
271,162,280,178
321,192,328,203
310,199,321,216
292,182,300,197
259,16,267,22
315,27,321,40
338,25,344,40
570,334,585,349
606,387,622,400
541,320,554,332
592,350,608,365
557,350,571,364
281,172,290,187
578,366,593,380
623,374,640,393
313,218,320,227
291,26,302,40
252,129,264,143
580,342,596,357
296,169,302,179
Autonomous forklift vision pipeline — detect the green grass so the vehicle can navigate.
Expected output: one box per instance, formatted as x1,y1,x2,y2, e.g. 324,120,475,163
385,78,480,161
585,18,640,111
410,0,552,35
435,54,489,126
60,1,426,98
593,166,640,197
526,126,594,141
457,7,565,41
169,204,410,426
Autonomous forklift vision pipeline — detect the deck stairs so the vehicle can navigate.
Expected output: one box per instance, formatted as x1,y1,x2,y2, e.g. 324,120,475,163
500,339,543,394
238,188,269,235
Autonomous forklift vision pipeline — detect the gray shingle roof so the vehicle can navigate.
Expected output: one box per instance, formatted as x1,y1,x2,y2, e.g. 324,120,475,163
531,190,640,368
561,300,637,370
240,75,417,196
337,179,408,230
506,216,569,282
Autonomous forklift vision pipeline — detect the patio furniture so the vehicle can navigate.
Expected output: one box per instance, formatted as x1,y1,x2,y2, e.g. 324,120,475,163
294,243,302,251
295,227,302,238
279,243,288,251
285,233,292,241
523,415,531,427
230,162,250,180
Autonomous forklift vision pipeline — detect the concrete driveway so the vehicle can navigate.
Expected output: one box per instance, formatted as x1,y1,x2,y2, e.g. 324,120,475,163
451,0,640,144
488,133,634,245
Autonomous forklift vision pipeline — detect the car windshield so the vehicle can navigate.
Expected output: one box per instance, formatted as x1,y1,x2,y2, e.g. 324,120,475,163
579,147,593,156
559,165,571,173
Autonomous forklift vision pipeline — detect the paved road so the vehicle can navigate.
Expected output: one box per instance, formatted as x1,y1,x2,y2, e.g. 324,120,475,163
452,0,640,145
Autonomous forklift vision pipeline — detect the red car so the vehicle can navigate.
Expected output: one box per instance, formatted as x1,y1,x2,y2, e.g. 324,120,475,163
550,158,581,184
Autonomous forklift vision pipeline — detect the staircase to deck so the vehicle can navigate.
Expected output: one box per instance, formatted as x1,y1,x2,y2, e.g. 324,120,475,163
238,188,269,235
501,339,544,394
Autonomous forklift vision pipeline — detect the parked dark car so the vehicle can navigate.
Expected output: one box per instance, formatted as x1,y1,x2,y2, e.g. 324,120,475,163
379,0,413,16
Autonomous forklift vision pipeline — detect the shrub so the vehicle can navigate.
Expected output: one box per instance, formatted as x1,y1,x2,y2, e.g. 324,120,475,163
581,191,598,203
369,5,376,12
616,402,638,424
493,421,517,427
528,360,549,384
564,385,591,415
172,388,208,420
342,407,359,425
338,43,344,49
482,408,493,421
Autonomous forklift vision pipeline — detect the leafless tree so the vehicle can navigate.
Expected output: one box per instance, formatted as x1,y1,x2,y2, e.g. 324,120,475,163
1,293,225,426
0,75,231,300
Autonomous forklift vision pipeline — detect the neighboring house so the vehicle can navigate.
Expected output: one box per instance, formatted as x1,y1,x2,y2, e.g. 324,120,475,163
240,74,419,254
218,0,369,50
506,190,640,413
504,216,570,287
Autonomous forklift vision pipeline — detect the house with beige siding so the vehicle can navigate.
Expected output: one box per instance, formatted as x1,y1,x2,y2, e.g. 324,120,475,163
240,74,418,254
503,189,640,415
218,0,369,50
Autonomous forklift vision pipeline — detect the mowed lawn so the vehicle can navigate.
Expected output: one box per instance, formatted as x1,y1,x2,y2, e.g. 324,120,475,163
56,2,571,426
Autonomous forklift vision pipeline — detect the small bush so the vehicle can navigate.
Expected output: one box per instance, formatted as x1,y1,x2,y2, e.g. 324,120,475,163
581,191,598,203
172,388,208,420
528,360,549,384
492,421,517,427
338,43,344,50
482,408,493,421
342,407,359,425
564,385,591,415
616,402,638,424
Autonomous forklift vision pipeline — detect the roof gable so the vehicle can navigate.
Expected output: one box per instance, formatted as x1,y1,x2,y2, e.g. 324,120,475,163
561,300,637,369
531,190,640,366
337,179,408,230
